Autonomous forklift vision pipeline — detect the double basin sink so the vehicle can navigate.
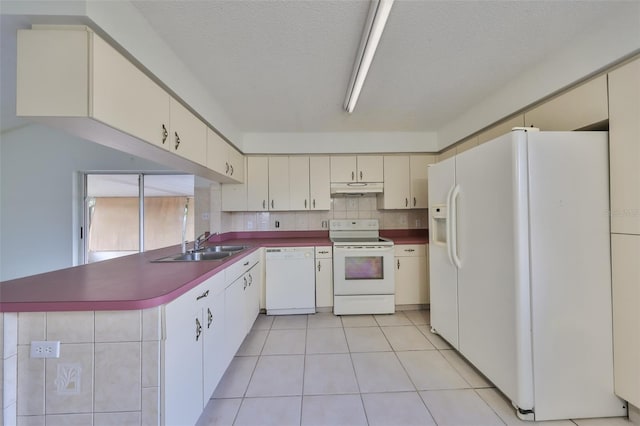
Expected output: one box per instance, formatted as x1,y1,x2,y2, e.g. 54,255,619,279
153,245,249,262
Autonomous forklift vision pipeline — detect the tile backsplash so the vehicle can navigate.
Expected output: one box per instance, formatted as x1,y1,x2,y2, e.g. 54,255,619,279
209,183,428,233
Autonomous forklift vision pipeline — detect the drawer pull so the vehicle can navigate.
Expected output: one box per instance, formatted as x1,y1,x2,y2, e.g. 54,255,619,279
196,290,209,300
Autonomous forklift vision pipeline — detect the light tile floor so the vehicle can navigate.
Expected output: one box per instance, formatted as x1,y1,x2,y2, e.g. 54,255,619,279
197,310,633,426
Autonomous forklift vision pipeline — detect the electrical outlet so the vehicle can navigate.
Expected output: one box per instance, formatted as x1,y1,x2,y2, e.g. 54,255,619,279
30,341,61,358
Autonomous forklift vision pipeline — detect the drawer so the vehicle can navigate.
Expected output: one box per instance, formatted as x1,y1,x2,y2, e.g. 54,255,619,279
315,246,333,258
394,244,426,257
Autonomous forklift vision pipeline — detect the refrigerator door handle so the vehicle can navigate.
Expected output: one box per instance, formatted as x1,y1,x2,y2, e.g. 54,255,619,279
450,184,462,269
446,185,455,266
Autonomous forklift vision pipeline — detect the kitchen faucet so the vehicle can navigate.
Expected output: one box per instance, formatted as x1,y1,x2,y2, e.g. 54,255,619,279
193,231,213,252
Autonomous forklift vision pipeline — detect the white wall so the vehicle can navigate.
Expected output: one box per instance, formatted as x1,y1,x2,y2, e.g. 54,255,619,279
0,124,172,281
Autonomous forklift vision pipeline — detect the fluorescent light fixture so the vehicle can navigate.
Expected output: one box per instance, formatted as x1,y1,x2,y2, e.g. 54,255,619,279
344,0,394,114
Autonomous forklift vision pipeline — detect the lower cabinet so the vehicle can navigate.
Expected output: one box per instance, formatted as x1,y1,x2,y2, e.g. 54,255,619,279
163,250,262,426
315,246,333,308
164,273,225,426
394,244,429,305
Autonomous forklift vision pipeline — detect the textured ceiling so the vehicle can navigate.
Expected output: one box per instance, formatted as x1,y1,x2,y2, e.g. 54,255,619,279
130,0,630,133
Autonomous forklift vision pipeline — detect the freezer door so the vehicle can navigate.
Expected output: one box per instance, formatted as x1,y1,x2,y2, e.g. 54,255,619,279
455,131,534,412
427,158,459,348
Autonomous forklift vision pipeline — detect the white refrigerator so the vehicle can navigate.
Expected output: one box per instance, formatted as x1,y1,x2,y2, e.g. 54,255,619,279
427,129,626,421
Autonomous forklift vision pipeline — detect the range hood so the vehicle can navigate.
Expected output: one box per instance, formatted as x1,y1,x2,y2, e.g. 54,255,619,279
330,182,384,196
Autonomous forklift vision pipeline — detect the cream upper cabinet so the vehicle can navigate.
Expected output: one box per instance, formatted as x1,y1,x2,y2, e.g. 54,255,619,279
228,148,245,183
169,98,207,166
611,234,640,407
379,156,411,209
608,58,640,235
91,35,171,149
331,155,383,182
379,155,435,209
268,157,290,211
289,156,310,210
394,245,429,305
478,115,524,145
524,75,608,130
410,154,435,208
309,156,331,210
221,158,248,212
207,128,244,183
357,155,384,182
247,157,269,211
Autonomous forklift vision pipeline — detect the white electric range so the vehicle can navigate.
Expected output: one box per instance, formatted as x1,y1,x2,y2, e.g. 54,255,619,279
329,219,395,315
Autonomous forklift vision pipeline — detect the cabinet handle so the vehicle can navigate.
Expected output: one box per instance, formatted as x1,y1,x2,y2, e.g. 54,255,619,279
225,162,229,174
313,199,316,208
263,200,266,209
243,261,250,266
248,273,253,286
243,276,247,290
397,259,400,270
207,308,213,329
405,198,408,207
196,290,209,300
318,250,328,254
161,124,168,144
351,171,355,181
360,170,363,180
413,197,417,207
195,318,202,341
405,249,415,252
271,200,274,209
317,261,321,272
304,199,307,209
230,165,234,176
174,132,181,150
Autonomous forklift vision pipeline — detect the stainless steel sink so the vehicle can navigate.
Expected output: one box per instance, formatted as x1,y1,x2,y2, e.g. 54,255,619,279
203,245,248,253
151,245,249,262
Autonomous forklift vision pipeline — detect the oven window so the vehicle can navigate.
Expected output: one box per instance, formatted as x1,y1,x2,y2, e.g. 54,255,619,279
345,256,384,280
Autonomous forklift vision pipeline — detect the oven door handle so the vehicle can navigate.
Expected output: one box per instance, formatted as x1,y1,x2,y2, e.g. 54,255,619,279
334,246,394,252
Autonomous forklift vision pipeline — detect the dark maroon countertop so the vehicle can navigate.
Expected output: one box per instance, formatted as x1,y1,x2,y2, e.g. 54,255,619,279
0,230,428,313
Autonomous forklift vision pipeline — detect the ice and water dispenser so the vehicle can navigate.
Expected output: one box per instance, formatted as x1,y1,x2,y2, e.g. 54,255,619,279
430,204,448,246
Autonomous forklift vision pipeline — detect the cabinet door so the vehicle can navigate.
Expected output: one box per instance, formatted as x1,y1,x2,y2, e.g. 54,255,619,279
524,75,608,131
331,156,357,182
164,285,204,426
224,277,248,363
228,147,245,183
609,58,640,235
289,157,310,210
315,258,334,308
206,127,230,176
394,254,428,305
93,35,170,149
245,264,261,333
381,156,410,209
247,157,269,211
221,161,248,212
410,155,435,209
268,157,290,210
202,285,226,404
310,156,331,210
169,98,207,165
611,234,640,406
357,155,383,182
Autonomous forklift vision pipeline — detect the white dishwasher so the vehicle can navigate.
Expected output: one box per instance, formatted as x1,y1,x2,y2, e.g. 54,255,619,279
266,247,316,315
